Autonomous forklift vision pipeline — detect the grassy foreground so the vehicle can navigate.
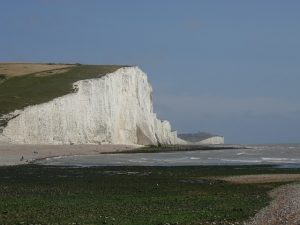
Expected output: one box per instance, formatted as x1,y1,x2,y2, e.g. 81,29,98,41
0,165,299,225
0,64,124,116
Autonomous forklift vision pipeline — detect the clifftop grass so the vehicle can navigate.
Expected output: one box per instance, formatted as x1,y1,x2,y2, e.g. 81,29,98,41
0,64,124,116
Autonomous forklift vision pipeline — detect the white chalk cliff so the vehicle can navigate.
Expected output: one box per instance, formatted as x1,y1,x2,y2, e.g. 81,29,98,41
196,136,224,145
0,67,185,145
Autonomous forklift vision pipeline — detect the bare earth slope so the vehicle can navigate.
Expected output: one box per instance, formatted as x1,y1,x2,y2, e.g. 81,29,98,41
0,63,76,77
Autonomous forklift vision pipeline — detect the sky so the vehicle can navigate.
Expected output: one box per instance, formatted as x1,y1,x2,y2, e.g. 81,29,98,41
0,0,300,144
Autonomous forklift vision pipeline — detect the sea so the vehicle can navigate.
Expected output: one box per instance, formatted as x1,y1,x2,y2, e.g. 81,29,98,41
37,144,300,168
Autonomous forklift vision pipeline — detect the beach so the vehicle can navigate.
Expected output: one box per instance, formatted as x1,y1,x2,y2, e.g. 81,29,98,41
0,144,139,166
1,144,300,167
32,144,300,167
1,144,300,224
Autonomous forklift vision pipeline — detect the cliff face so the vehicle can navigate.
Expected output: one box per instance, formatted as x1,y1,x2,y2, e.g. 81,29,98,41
178,132,224,145
0,67,183,145
197,136,224,145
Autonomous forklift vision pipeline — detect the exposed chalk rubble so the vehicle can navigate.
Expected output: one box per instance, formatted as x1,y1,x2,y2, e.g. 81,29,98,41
0,67,185,145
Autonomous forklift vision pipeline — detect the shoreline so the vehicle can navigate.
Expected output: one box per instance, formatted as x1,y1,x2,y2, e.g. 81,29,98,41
102,144,249,154
0,144,247,166
30,145,300,168
0,144,140,166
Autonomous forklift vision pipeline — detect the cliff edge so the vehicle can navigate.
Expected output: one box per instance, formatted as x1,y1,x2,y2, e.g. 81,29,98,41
0,66,184,145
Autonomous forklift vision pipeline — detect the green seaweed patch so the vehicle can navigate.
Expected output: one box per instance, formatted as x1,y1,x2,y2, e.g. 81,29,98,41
0,74,6,85
0,165,298,225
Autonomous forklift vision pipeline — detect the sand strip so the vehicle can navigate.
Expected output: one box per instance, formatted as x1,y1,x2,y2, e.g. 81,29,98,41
213,174,300,184
0,144,140,166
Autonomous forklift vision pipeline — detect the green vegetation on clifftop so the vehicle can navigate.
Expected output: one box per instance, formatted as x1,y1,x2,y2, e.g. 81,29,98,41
0,65,124,116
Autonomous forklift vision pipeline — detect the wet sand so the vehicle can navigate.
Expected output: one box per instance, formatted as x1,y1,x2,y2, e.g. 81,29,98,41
2,144,300,167
212,174,300,184
0,144,246,166
0,144,140,166
34,144,300,167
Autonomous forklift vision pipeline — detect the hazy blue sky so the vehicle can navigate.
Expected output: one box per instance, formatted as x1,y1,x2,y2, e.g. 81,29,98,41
1,0,300,144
